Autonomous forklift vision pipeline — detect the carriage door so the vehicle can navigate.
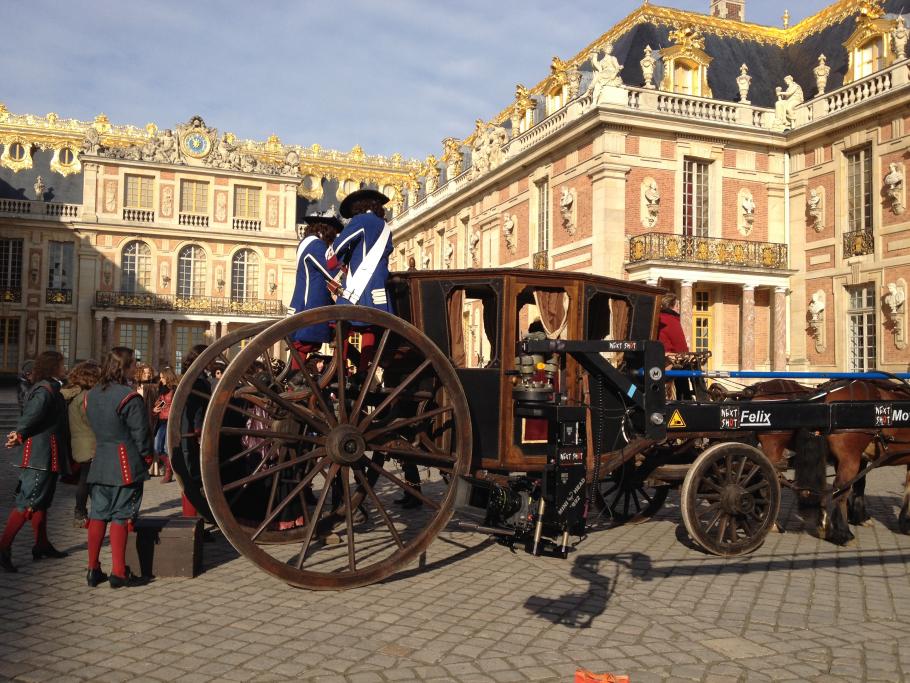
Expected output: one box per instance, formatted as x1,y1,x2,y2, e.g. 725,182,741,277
442,282,502,467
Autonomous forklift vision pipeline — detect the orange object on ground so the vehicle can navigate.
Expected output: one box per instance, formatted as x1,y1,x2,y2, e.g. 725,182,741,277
181,494,197,518
575,670,630,683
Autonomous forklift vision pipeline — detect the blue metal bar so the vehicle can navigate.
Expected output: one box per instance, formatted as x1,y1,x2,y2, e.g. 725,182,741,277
656,370,910,380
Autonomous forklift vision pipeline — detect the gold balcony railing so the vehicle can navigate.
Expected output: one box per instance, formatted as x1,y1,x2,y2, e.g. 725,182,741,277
95,291,283,317
628,233,788,270
843,229,874,257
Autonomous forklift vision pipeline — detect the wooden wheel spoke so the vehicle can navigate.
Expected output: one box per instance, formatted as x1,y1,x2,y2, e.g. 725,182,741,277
285,337,338,428
631,492,642,512
335,323,348,423
735,454,748,481
220,427,322,447
351,328,390,421
247,375,330,435
294,462,339,570
190,389,212,402
362,405,455,442
353,468,403,550
221,438,287,467
744,481,769,494
250,456,330,542
739,464,761,488
715,514,729,543
724,453,733,483
366,441,455,466
341,471,356,572
358,359,432,431
224,447,325,492
365,458,441,510
226,440,282,507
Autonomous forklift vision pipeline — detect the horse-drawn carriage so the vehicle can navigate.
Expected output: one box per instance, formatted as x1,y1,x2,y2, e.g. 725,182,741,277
166,268,910,590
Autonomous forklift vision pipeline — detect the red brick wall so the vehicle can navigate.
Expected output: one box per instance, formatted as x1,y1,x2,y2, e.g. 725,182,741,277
661,140,675,159
512,200,530,259
553,155,567,175
626,136,640,156
756,153,769,172
625,167,675,237
807,172,835,242
578,142,593,162
806,245,835,271
723,149,737,168
721,179,767,241
881,122,893,142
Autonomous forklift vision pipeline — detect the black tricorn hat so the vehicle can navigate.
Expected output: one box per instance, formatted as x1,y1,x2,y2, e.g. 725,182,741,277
301,214,344,232
339,189,389,219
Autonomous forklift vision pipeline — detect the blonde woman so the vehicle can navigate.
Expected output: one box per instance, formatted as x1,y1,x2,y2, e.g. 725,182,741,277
62,361,102,528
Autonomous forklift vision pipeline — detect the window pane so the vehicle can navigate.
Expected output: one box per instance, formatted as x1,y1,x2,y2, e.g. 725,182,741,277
0,239,24,289
231,249,259,300
177,245,206,296
234,186,260,219
121,241,152,293
180,180,208,214
47,241,74,289
0,318,21,371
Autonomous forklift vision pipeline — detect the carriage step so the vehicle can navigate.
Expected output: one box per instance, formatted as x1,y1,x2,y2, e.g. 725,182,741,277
125,516,204,578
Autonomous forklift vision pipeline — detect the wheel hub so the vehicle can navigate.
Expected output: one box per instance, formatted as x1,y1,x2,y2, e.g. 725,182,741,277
720,484,755,515
326,424,366,465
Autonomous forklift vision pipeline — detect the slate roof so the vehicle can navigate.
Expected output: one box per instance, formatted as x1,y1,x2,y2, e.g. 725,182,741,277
0,149,83,204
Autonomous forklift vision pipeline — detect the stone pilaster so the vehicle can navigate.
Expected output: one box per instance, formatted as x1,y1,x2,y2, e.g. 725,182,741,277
772,287,787,371
163,319,173,368
151,318,162,368
588,161,630,279
93,316,103,359
680,280,694,349
741,285,755,370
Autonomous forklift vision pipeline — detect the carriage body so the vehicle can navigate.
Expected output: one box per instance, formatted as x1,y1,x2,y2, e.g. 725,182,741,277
387,268,661,475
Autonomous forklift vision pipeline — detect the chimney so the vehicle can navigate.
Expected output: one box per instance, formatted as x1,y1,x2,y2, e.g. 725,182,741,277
710,0,745,21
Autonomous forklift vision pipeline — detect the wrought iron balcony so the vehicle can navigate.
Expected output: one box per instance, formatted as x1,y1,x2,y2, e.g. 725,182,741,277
46,288,72,305
1,287,21,303
95,291,283,318
843,229,874,257
628,232,788,270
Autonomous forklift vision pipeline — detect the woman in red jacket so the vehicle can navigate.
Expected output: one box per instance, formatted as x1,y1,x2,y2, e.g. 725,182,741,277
657,293,689,353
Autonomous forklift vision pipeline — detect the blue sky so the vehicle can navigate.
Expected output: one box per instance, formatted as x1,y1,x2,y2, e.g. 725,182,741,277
3,0,832,160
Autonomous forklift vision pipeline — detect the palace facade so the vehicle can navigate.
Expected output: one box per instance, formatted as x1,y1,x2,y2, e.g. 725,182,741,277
0,0,908,377
389,0,910,375
0,113,417,373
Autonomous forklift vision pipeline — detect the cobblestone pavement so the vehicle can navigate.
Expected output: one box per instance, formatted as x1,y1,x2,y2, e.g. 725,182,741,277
1,411,910,681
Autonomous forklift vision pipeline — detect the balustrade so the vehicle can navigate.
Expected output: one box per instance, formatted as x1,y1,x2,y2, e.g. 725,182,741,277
232,217,262,231
46,288,72,305
628,232,788,270
123,207,155,223
95,291,283,317
179,213,210,227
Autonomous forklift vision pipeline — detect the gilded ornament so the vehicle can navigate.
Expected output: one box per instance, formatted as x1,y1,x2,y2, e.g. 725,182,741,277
145,122,158,137
93,113,111,133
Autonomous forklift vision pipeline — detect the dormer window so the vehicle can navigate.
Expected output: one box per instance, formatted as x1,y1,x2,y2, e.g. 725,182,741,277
842,2,897,84
546,85,567,116
659,26,713,98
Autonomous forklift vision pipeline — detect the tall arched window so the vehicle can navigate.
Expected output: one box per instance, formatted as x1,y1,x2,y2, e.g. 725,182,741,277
121,240,152,293
177,244,206,297
231,249,259,300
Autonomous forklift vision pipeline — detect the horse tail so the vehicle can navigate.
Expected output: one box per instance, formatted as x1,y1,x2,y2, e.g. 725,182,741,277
794,427,827,507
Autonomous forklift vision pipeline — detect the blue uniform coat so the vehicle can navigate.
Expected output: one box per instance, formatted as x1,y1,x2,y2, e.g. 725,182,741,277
289,235,335,344
326,211,393,313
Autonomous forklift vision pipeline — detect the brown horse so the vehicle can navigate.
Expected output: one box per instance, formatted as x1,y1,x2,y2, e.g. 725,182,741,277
746,379,910,545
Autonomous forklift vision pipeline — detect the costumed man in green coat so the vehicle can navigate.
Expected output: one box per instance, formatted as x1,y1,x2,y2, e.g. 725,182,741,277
1,350,70,572
84,347,153,588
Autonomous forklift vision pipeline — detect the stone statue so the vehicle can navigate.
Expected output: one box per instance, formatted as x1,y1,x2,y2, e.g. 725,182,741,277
640,45,657,89
886,282,906,312
774,75,804,129
441,137,463,179
510,84,537,137
808,290,825,320
502,214,516,254
813,55,831,97
885,162,905,214
559,187,575,234
807,188,823,231
736,64,752,104
422,251,431,269
213,133,240,169
470,119,508,178
444,240,454,268
280,150,300,176
423,155,440,194
742,192,755,217
893,15,909,60
407,173,421,207
643,179,660,227
33,176,45,201
740,190,756,234
588,43,623,106
469,230,481,264
82,127,101,155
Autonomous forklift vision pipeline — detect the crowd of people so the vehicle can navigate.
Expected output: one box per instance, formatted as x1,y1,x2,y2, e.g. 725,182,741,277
2,348,186,588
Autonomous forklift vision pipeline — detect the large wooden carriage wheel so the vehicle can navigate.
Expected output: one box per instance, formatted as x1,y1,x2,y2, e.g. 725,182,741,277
201,306,472,590
680,442,780,557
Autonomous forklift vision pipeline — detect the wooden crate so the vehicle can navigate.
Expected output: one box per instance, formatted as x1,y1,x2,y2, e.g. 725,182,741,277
125,516,203,578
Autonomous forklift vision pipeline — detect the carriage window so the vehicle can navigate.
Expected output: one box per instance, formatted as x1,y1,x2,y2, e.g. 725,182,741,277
446,285,499,369
516,286,570,344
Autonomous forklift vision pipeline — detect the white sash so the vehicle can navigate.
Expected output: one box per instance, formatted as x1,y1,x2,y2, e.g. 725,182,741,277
343,221,391,305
